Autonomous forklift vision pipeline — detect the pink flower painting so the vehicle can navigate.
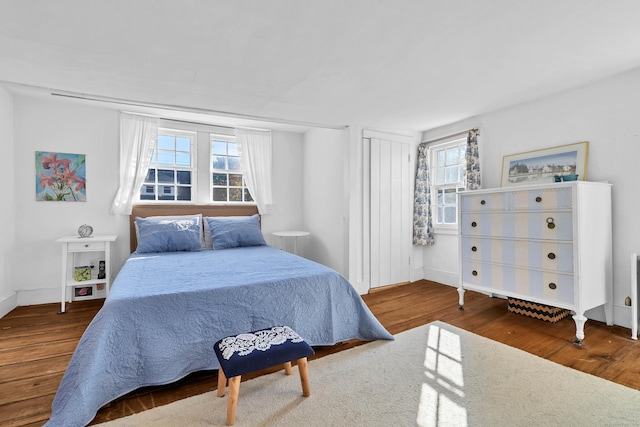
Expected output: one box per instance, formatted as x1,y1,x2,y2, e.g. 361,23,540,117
36,151,86,201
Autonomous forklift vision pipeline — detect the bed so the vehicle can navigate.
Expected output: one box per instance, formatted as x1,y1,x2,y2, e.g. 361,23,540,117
45,205,392,427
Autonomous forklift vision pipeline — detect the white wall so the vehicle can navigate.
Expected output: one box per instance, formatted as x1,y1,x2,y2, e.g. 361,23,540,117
422,67,640,328
302,128,347,276
0,87,16,317
7,93,305,309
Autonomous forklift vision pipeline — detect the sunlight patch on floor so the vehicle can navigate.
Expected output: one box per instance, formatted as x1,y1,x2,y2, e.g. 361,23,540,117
417,323,467,426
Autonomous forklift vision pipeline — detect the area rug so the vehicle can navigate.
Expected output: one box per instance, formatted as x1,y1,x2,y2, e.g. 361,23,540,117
98,321,640,426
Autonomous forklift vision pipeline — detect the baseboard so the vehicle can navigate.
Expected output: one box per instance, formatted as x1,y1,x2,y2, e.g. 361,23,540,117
0,291,17,318
16,287,60,307
423,268,458,287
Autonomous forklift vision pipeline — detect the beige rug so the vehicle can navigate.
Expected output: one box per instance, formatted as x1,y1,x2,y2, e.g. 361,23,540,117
98,321,640,426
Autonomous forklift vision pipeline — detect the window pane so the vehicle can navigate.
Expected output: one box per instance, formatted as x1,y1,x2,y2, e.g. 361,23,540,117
176,137,190,152
144,169,156,183
176,152,190,167
437,168,445,184
157,151,175,166
157,169,174,183
157,135,175,150
212,156,227,169
229,188,242,201
212,141,227,155
158,185,174,200
444,206,457,224
436,206,443,224
244,188,253,202
445,165,458,183
177,186,191,201
228,143,238,157
212,188,227,202
437,149,445,166
436,189,443,204
459,145,466,161
446,147,458,165
176,170,191,185
444,188,457,204
228,157,241,171
229,174,243,186
212,173,227,186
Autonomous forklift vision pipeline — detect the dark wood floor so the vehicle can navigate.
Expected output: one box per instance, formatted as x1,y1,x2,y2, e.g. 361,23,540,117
2,280,639,426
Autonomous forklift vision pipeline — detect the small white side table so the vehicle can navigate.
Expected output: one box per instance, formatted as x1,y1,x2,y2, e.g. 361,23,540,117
56,234,118,314
272,231,310,255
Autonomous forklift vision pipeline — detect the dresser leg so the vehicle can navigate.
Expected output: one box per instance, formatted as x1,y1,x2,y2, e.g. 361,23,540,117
457,287,466,311
572,313,587,345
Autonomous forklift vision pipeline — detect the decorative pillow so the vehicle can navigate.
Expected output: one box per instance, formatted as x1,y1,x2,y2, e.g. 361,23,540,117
135,214,206,249
135,216,202,253
205,214,266,250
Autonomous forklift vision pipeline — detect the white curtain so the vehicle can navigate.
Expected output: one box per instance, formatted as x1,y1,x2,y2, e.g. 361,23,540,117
235,128,274,215
111,113,159,215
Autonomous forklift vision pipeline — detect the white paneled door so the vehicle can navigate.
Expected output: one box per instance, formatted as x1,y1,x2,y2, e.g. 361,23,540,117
364,132,412,289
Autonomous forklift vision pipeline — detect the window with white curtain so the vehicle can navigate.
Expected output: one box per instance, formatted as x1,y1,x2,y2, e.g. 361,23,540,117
140,128,195,201
137,123,253,204
429,136,467,228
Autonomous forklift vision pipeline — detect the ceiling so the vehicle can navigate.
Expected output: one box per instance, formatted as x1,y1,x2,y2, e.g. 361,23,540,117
1,0,640,132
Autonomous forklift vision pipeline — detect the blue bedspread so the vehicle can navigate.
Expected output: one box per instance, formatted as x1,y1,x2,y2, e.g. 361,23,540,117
45,246,392,426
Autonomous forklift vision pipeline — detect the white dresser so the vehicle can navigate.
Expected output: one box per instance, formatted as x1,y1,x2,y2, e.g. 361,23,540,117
457,181,612,343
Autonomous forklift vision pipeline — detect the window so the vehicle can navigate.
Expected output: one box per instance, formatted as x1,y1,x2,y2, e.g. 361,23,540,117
140,129,195,201
210,135,253,203
430,137,467,227
138,122,255,205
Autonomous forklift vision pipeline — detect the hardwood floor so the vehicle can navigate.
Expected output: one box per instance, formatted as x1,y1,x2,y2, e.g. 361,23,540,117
2,280,639,426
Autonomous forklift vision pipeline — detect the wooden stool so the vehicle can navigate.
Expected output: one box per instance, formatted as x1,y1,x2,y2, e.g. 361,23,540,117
214,326,314,426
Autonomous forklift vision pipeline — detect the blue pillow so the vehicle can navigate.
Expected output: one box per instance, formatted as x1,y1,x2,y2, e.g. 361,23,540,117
135,216,202,253
205,214,266,250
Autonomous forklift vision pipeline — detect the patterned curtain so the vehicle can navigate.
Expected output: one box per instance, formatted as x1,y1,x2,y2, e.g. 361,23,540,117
465,129,481,190
413,142,435,246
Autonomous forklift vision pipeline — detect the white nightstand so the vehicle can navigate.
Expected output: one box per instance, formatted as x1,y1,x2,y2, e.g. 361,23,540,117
272,231,310,255
56,234,118,313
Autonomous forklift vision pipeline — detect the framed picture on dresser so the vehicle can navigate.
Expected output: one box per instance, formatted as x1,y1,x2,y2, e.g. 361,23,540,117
500,141,588,187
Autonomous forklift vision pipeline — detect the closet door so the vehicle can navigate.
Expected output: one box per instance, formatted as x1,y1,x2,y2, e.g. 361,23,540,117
367,135,412,289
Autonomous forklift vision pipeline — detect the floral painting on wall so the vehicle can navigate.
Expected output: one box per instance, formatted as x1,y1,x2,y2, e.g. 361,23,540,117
36,151,86,201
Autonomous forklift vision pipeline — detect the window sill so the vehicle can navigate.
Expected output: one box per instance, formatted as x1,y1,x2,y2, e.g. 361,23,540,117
434,227,458,236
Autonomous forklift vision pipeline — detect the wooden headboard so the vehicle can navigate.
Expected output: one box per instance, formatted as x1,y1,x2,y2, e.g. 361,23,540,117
130,204,259,253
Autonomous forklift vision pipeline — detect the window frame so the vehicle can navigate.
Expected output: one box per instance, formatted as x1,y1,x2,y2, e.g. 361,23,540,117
139,127,196,203
136,120,256,206
428,136,467,232
209,134,253,204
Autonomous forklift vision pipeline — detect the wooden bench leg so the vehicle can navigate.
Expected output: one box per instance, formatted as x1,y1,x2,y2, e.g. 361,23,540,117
217,368,227,397
226,375,241,426
284,361,293,375
297,357,310,397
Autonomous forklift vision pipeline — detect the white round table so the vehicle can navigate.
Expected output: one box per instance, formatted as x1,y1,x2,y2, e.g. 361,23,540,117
272,231,310,255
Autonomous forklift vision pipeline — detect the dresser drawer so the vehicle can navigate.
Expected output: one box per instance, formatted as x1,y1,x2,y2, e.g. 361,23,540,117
67,240,106,252
461,237,573,272
461,261,574,305
460,191,510,212
460,211,573,240
510,187,572,211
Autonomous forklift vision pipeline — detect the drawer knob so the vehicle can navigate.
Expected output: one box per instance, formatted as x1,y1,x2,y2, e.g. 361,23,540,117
472,270,478,276
548,252,556,260
546,217,555,229
471,246,477,252
471,221,477,228
480,200,486,205
548,282,557,290
535,196,542,203
84,244,89,248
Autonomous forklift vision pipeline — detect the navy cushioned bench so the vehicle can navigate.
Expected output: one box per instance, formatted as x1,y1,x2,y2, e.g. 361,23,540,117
214,326,315,426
